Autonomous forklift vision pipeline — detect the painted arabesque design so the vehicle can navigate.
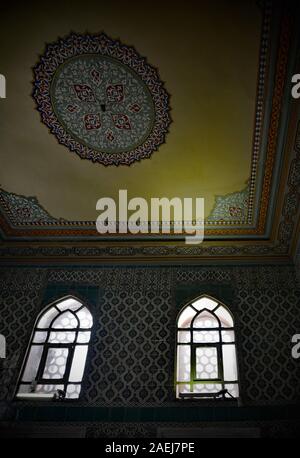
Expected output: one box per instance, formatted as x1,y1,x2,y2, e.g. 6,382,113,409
32,33,171,166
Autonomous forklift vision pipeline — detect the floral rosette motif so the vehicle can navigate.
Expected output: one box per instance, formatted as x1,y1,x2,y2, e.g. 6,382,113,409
33,33,171,165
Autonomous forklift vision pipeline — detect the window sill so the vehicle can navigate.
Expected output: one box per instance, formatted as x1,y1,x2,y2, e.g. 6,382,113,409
16,394,53,400
175,396,241,406
15,394,79,402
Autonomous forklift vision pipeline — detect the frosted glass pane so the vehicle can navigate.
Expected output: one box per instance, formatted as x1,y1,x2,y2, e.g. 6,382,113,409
177,384,191,397
35,384,64,395
178,331,190,343
222,345,238,381
193,330,219,343
66,384,81,399
177,345,190,381
196,347,218,379
32,331,47,343
193,383,222,394
17,384,32,394
43,348,69,379
225,383,239,398
69,345,88,382
56,298,82,312
193,312,219,328
77,331,91,343
49,331,76,343
52,311,78,329
215,306,233,327
178,306,196,328
22,345,43,382
192,297,218,311
221,330,235,343
76,307,93,329
38,307,59,328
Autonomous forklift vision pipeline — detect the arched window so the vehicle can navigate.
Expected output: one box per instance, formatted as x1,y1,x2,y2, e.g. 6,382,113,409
176,295,239,400
17,297,93,400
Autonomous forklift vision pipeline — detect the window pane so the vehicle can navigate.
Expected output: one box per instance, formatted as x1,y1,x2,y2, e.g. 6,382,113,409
176,384,191,397
69,345,88,382
177,345,190,381
17,384,33,395
193,312,219,328
49,331,76,343
52,311,78,329
222,345,238,381
77,331,91,343
56,298,82,312
17,384,64,398
177,331,190,343
177,306,196,328
192,297,218,311
215,306,233,327
37,307,59,328
76,307,93,329
193,330,219,343
221,330,235,343
22,345,43,382
195,347,218,379
66,384,81,399
225,383,239,398
35,384,64,396
32,331,47,343
42,348,69,379
192,383,222,394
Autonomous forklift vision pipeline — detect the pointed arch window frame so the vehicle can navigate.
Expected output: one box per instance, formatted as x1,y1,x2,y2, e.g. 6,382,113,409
16,295,93,400
175,294,239,400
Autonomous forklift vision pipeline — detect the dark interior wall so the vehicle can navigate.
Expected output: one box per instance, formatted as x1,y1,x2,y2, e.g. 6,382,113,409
0,263,299,409
295,247,300,283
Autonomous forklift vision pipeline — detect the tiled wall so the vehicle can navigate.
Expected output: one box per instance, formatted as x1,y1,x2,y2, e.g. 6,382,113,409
0,264,300,408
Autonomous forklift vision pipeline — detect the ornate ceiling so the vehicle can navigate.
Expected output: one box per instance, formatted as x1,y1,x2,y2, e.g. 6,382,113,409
0,0,299,262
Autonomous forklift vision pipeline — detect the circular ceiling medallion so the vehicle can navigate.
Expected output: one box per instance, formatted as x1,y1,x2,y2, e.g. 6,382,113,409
33,33,171,166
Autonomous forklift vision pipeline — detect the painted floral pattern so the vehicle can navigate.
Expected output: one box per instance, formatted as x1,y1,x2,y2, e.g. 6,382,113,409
33,33,171,165
52,56,155,153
